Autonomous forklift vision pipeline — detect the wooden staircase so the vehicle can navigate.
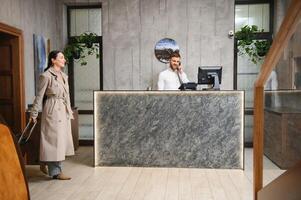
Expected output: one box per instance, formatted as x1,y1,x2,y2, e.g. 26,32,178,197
258,160,301,200
0,123,29,200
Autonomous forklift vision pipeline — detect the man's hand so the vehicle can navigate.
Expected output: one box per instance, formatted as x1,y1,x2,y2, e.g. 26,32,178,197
177,64,183,74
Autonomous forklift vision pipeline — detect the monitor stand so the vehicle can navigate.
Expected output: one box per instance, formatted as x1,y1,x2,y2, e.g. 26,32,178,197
201,75,220,90
212,75,220,90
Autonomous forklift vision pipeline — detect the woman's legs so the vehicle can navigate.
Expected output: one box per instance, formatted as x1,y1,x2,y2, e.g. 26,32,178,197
43,161,71,180
39,162,48,175
45,161,62,177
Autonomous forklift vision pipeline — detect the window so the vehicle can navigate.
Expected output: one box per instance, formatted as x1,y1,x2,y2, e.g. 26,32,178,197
234,1,273,145
235,4,270,32
67,6,102,141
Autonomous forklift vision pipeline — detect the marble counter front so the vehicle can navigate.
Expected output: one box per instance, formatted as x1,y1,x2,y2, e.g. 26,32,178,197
94,91,244,169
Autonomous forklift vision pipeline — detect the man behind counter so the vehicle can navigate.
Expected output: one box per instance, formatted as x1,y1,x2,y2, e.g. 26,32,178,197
157,52,189,90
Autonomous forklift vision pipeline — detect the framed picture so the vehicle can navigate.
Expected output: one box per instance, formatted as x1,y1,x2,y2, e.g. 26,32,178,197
154,38,179,63
33,34,47,95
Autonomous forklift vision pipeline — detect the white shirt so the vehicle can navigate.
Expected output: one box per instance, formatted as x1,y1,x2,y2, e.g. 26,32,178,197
157,68,189,90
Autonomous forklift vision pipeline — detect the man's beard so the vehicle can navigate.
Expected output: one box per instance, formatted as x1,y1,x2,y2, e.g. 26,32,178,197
170,64,177,71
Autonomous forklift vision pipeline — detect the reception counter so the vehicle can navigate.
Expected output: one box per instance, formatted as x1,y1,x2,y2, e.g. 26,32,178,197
94,91,244,169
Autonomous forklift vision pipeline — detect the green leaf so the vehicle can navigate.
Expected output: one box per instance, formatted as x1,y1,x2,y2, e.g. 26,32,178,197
235,25,272,65
81,61,87,66
63,31,100,66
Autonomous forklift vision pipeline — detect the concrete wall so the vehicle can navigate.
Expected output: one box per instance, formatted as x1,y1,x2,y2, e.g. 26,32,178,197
0,0,234,107
102,0,235,90
273,0,301,90
0,0,62,106
274,0,291,34
0,0,102,107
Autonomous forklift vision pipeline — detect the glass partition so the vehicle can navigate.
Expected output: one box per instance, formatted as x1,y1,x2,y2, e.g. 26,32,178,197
262,18,301,186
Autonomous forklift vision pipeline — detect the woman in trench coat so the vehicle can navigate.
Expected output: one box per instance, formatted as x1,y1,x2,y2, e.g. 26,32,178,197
30,50,74,180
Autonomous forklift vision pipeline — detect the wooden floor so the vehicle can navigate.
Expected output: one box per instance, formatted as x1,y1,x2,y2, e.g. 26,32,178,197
26,147,284,200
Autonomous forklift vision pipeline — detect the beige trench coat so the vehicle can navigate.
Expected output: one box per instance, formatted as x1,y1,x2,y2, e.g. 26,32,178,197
31,67,74,162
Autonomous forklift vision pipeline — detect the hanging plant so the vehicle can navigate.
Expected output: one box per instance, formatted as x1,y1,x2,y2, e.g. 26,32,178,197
63,32,100,66
235,25,272,64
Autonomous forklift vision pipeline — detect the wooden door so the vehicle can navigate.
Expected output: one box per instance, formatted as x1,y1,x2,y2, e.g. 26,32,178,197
0,34,22,134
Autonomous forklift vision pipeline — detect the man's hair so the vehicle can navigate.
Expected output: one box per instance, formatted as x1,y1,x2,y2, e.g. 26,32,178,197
170,51,181,59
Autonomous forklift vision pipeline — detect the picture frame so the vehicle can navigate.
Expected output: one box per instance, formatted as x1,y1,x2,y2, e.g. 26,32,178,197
33,34,48,95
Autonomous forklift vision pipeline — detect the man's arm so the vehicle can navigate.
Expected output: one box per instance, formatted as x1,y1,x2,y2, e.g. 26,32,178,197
177,65,189,83
158,72,165,90
180,72,189,83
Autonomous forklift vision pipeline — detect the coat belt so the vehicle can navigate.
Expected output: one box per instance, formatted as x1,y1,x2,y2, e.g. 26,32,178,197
47,96,73,118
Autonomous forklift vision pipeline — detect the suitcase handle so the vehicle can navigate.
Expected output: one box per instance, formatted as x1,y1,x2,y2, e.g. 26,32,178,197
18,120,37,144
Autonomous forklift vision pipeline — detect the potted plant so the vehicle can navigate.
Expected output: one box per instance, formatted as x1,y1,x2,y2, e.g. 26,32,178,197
254,40,271,57
63,32,99,66
235,25,272,64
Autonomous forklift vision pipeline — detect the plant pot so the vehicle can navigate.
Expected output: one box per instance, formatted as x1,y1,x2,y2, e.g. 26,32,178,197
86,42,93,48
72,49,81,59
257,51,266,57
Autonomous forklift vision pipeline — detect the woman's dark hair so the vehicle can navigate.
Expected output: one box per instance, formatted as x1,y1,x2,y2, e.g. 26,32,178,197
44,50,62,72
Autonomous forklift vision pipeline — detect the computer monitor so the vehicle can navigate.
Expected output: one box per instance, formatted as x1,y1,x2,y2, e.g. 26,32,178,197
198,66,222,90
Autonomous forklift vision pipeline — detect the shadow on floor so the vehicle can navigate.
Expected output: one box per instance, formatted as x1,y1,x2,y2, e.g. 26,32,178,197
25,165,52,182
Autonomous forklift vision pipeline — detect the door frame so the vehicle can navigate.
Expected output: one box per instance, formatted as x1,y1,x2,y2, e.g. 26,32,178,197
0,22,25,132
